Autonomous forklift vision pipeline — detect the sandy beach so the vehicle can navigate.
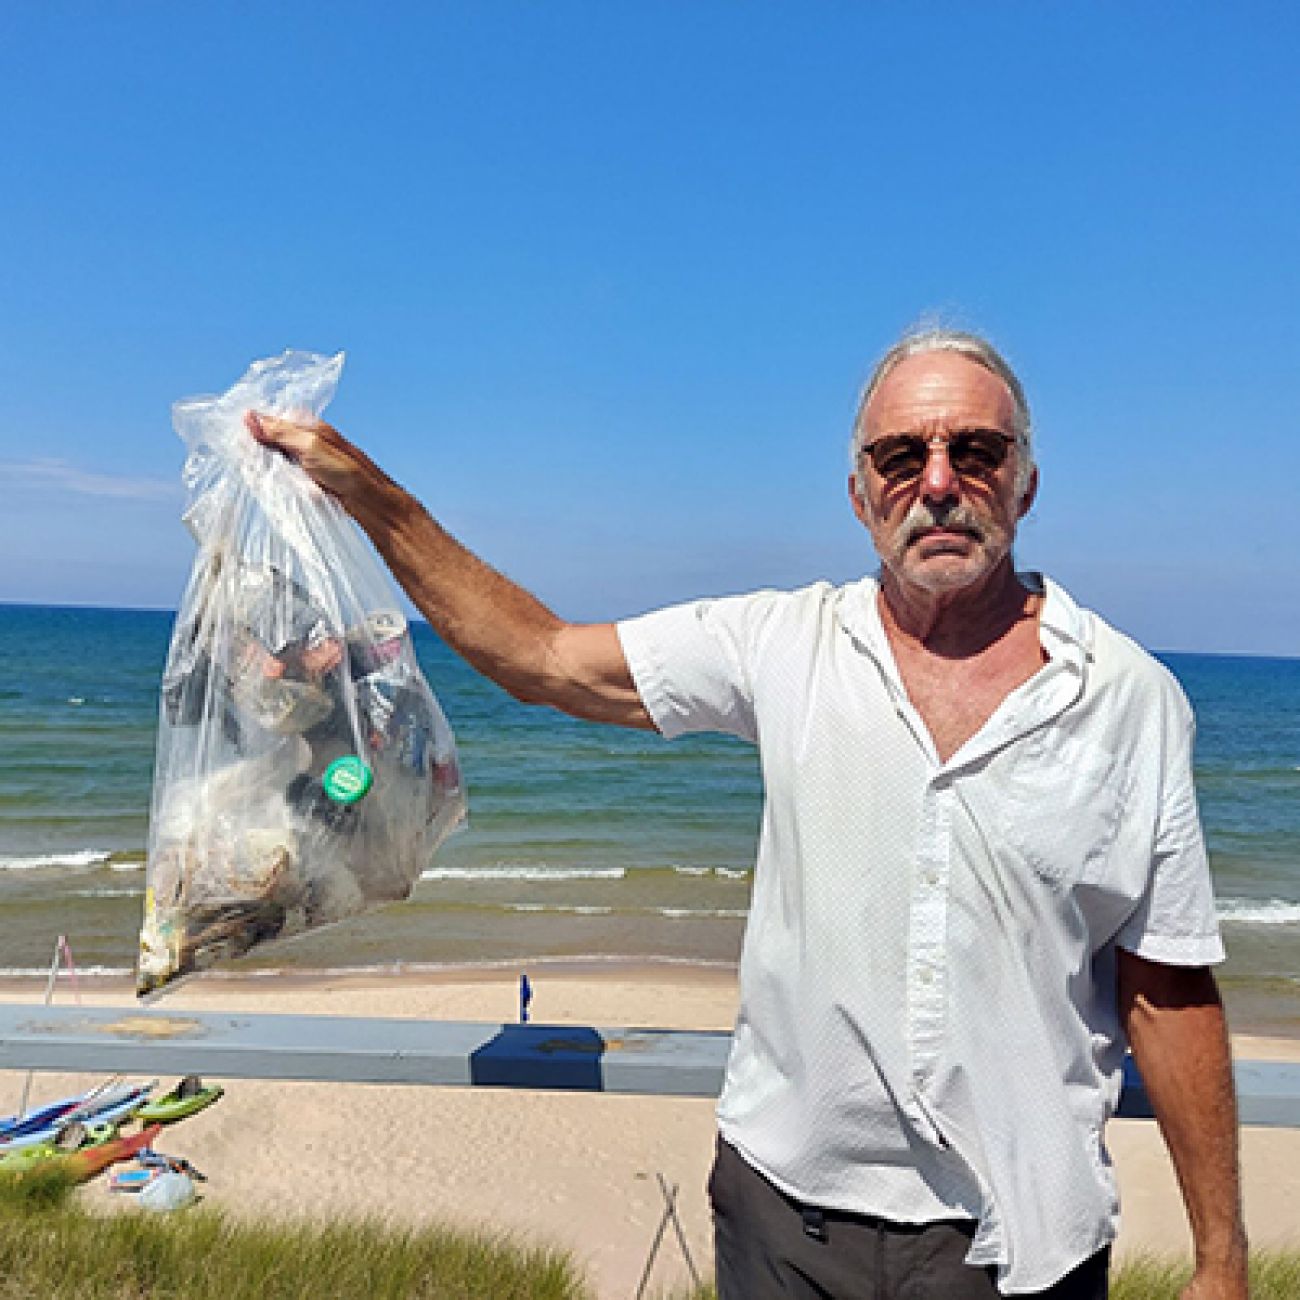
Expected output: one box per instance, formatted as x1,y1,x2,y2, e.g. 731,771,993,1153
2,965,1298,1298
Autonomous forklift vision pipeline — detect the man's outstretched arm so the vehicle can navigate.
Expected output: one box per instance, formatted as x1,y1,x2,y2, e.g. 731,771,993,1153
246,412,653,730
1117,949,1248,1300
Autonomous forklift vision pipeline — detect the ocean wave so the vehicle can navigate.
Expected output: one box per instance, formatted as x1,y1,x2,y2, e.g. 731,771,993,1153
506,903,615,915
108,859,146,872
1217,898,1300,925
421,865,627,882
0,849,111,871
672,865,752,879
0,965,130,978
500,901,747,919
202,954,741,979
0,954,742,985
661,907,749,919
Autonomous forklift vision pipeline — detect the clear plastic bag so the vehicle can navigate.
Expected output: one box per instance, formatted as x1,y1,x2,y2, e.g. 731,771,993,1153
137,351,467,997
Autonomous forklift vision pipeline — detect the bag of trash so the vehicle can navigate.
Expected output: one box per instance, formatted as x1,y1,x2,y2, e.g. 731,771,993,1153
137,350,467,998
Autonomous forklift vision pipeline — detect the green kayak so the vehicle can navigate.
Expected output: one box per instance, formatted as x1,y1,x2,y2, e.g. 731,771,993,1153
0,1142,65,1175
0,1120,117,1174
135,1076,223,1124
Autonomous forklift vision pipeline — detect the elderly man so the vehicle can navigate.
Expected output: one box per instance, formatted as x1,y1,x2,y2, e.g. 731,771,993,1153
248,329,1247,1299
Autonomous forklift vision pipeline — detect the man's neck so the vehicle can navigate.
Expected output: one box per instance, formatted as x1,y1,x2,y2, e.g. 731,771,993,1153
877,559,1040,659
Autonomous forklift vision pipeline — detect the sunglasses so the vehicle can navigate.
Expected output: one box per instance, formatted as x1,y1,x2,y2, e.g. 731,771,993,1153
859,429,1016,484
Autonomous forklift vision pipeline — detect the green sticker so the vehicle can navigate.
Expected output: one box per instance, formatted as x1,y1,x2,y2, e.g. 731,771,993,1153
322,756,373,804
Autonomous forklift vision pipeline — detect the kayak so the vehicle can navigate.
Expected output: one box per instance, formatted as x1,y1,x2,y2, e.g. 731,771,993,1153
136,1076,223,1124
1,1122,164,1184
0,1077,137,1140
67,1123,163,1182
0,1141,66,1175
0,1082,155,1152
0,1119,119,1175
63,1081,156,1126
0,1094,82,1139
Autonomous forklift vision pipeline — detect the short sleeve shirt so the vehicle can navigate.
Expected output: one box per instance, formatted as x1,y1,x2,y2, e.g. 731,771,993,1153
616,574,1223,1295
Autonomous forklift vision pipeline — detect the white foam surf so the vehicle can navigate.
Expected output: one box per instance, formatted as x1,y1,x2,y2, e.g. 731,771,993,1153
1217,898,1300,925
0,849,112,871
421,865,627,882
505,903,615,915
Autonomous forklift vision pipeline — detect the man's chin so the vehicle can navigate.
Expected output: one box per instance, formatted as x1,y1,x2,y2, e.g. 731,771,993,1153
893,553,994,595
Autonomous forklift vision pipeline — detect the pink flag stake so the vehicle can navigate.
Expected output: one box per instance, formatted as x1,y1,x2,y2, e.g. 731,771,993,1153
59,934,83,1005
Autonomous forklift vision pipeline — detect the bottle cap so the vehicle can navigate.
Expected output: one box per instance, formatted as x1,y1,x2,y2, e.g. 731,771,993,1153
322,756,373,804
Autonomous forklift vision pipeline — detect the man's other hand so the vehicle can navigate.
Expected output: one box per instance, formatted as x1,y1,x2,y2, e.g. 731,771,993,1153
1181,1256,1249,1300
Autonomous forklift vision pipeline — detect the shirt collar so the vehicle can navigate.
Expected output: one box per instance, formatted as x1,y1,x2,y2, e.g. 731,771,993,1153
836,570,1093,675
1029,573,1093,672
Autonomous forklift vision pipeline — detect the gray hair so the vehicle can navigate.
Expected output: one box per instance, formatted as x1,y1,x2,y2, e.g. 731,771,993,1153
849,327,1035,497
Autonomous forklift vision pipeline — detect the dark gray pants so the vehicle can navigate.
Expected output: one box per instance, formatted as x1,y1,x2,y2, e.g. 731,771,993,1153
708,1138,1109,1300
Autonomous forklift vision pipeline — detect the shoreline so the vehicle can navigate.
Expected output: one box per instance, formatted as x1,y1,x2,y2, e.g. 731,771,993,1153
1,953,1296,1039
0,954,743,1007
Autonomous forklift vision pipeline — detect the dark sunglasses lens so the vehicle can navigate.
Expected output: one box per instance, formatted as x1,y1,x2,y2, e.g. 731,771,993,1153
948,432,1010,476
869,437,927,481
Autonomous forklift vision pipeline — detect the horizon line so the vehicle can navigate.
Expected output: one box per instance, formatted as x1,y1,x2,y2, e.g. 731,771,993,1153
1,598,1295,665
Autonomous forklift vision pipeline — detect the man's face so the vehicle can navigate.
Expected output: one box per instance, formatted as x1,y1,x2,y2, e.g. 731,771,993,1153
849,351,1036,597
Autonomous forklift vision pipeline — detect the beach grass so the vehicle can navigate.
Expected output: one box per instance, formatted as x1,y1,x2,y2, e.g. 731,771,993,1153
3,1168,1298,1299
0,1167,589,1300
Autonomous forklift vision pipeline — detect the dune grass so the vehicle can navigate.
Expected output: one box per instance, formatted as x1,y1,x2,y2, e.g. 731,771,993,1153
0,1165,589,1300
3,1167,1298,1299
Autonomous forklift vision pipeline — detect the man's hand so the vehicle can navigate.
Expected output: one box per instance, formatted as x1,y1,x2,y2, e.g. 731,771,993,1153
1118,952,1249,1300
1181,1258,1250,1300
245,411,392,509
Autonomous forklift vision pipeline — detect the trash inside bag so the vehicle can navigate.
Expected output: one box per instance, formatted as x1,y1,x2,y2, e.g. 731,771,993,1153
137,351,467,998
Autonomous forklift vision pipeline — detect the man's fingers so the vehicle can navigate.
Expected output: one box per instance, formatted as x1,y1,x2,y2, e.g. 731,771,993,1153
241,410,362,504
244,410,314,457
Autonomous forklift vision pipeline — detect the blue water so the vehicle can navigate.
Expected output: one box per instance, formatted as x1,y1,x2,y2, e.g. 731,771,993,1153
0,604,1296,989
0,603,761,872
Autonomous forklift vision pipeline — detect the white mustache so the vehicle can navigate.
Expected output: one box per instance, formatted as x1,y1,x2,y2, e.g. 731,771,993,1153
901,503,985,545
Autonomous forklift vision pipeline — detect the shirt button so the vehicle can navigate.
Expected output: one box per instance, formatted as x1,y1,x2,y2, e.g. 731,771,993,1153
918,968,935,986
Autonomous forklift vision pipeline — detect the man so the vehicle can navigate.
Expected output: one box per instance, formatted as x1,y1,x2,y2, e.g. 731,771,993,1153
248,328,1247,1299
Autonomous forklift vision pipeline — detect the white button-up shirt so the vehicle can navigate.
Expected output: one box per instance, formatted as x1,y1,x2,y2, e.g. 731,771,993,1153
617,574,1223,1294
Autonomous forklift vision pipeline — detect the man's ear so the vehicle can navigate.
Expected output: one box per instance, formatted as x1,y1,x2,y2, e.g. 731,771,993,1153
1018,465,1039,519
848,472,870,528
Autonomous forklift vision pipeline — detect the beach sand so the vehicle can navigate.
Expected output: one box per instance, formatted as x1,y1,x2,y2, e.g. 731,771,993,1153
2,965,1298,1298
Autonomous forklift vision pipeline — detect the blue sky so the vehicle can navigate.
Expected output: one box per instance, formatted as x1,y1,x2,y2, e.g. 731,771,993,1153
1,4,1297,655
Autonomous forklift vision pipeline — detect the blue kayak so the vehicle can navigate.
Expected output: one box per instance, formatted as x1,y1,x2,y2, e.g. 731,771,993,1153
0,1082,155,1153
0,1094,83,1139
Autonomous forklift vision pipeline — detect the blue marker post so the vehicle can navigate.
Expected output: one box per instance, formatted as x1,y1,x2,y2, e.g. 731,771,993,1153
519,972,533,1024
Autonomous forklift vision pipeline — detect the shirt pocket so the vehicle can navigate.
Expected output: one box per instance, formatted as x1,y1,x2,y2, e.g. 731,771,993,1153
996,733,1127,889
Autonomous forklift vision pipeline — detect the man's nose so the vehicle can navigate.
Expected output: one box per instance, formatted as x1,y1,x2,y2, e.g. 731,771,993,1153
919,441,961,503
